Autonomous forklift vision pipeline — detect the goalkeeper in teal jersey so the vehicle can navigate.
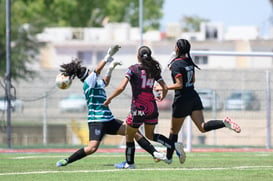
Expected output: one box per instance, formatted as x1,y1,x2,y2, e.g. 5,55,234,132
56,45,166,167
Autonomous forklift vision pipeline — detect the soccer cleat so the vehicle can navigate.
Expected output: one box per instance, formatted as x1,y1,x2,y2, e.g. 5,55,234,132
114,161,135,169
154,158,161,163
223,117,241,133
153,151,167,162
175,142,186,164
56,159,68,167
164,158,173,164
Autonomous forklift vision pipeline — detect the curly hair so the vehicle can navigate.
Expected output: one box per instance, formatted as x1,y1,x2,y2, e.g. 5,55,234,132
138,46,161,78
60,58,88,82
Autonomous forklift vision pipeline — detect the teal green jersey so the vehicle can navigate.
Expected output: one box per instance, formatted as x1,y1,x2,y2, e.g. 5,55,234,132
83,71,114,123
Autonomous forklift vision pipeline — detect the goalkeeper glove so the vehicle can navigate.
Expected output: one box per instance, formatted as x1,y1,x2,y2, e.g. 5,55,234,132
105,61,122,77
104,45,121,63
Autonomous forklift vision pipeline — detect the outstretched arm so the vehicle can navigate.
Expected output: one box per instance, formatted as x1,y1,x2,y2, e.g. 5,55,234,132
103,61,122,86
154,76,183,91
103,77,129,106
94,45,121,75
94,60,107,75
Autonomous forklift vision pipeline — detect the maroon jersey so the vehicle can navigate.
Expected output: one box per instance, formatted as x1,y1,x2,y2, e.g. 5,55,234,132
125,64,163,128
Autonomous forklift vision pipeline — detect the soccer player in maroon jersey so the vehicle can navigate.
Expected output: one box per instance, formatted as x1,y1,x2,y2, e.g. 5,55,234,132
104,46,185,169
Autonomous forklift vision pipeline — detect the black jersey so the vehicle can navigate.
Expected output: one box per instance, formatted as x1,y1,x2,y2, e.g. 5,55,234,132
170,57,195,96
169,57,203,117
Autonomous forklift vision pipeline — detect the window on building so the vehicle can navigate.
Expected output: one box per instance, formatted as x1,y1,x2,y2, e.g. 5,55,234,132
72,29,83,40
78,51,93,65
205,25,218,40
96,51,105,64
194,56,208,65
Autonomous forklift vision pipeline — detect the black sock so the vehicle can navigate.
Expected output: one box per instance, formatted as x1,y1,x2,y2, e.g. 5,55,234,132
126,142,135,164
166,134,177,160
136,137,156,156
67,148,87,164
204,120,225,132
153,134,173,149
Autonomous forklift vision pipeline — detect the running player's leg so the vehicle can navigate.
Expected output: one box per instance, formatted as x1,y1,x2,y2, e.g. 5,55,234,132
56,122,104,167
56,140,100,167
116,120,163,160
115,124,138,169
165,117,186,164
165,117,185,161
191,110,240,133
144,124,173,149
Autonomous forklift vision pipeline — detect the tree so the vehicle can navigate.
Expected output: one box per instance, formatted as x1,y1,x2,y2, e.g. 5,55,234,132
181,15,209,32
11,0,163,29
0,0,43,83
0,0,164,82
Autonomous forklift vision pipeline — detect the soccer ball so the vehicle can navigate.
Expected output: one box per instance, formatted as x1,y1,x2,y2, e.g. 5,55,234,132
55,73,72,90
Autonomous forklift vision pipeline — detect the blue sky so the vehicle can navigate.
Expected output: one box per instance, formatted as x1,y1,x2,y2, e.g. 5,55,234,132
160,0,272,35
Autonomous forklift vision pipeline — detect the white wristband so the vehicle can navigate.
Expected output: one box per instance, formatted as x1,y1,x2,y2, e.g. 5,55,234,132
105,68,113,77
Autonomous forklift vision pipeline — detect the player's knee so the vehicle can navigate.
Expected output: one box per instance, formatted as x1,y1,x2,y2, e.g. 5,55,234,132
170,127,179,134
146,134,153,140
85,145,98,155
198,125,206,133
199,128,206,133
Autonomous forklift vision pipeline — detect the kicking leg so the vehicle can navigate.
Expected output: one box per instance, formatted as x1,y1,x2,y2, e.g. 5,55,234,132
56,140,100,167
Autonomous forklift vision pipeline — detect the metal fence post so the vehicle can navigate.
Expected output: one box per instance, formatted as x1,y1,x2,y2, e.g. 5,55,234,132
265,70,271,149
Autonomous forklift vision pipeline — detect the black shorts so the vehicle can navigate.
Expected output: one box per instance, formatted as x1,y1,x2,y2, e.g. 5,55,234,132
172,90,203,118
88,119,123,141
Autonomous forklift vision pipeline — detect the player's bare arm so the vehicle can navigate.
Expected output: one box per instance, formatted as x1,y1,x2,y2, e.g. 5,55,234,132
103,77,129,106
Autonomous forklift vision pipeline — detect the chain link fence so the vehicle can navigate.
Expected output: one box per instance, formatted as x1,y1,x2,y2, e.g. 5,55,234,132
0,65,272,149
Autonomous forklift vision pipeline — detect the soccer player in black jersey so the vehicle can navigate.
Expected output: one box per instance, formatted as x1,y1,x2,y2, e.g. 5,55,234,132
104,46,184,169
155,39,241,164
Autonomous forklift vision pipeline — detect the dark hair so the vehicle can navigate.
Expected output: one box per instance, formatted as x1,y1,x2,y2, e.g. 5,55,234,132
60,58,89,82
176,39,200,70
138,46,161,78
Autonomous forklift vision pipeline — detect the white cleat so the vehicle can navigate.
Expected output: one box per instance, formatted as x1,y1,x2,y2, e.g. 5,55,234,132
164,158,173,164
175,142,186,164
223,117,241,133
153,151,167,162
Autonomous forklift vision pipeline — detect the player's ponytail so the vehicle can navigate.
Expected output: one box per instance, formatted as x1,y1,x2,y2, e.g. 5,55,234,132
138,46,161,78
176,39,200,70
60,58,89,82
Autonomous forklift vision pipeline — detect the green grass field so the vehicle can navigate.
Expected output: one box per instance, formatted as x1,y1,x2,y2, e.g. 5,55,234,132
0,151,272,181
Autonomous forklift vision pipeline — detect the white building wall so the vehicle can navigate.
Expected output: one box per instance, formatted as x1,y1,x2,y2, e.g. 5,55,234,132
225,26,259,40
36,23,273,70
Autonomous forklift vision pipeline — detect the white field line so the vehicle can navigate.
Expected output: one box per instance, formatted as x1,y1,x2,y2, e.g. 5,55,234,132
1,166,273,176
12,154,125,159
12,152,273,160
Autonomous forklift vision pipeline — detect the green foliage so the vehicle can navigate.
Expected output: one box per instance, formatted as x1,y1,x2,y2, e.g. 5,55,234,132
0,0,43,81
182,15,209,32
10,0,163,28
105,0,164,30
0,0,164,81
